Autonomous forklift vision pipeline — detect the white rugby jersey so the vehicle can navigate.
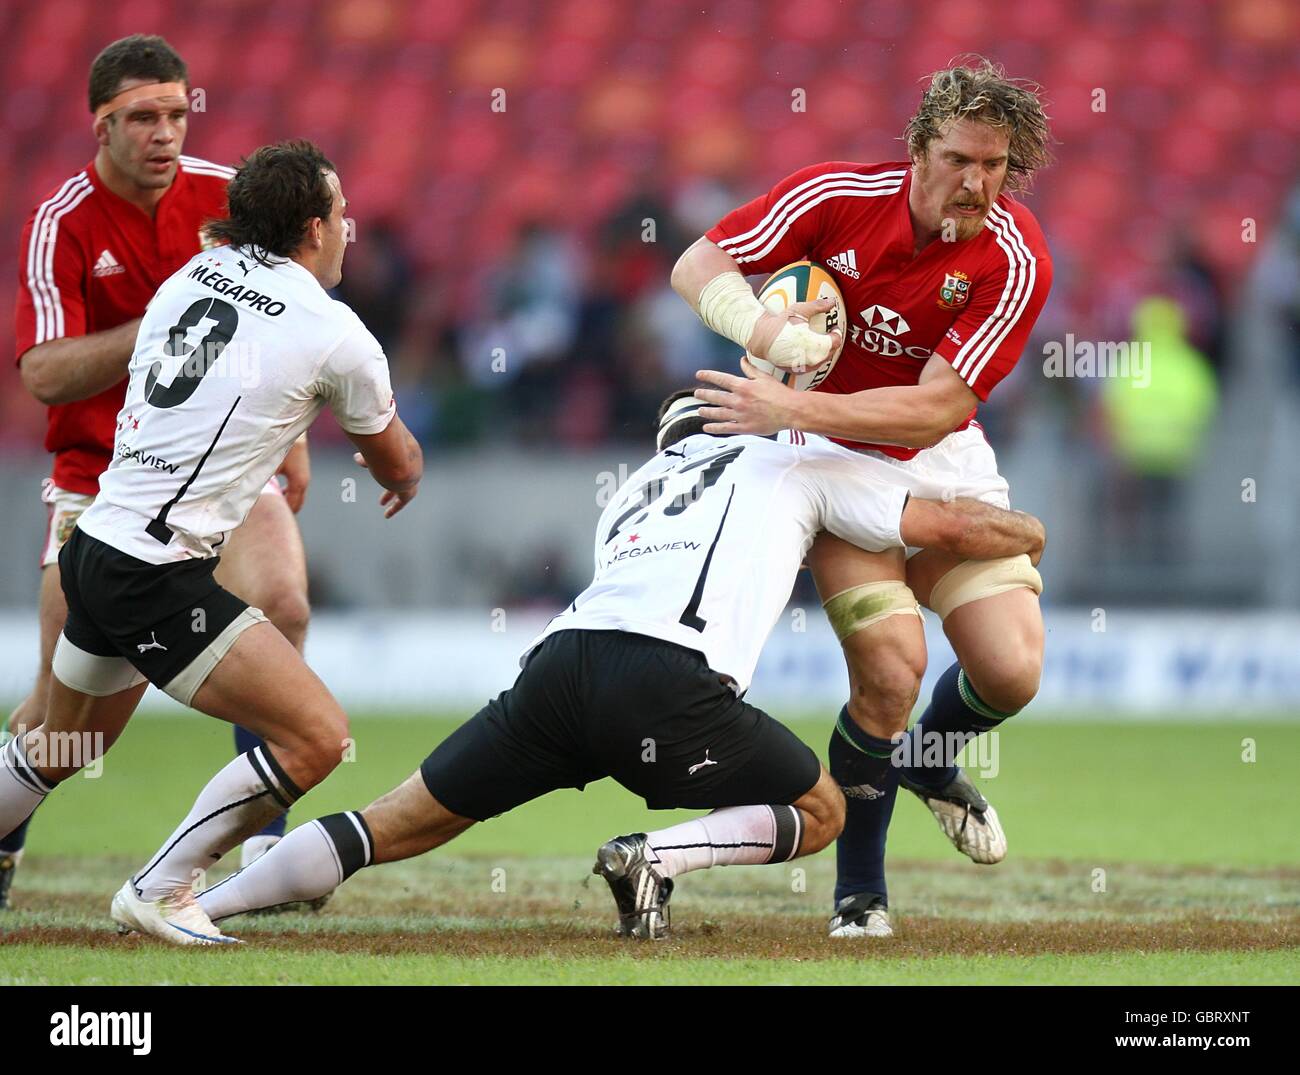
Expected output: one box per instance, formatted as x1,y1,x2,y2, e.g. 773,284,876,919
78,244,395,563
525,431,910,693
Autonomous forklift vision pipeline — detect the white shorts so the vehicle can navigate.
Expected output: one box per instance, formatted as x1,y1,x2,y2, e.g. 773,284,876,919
40,476,284,568
850,424,1011,510
40,480,95,568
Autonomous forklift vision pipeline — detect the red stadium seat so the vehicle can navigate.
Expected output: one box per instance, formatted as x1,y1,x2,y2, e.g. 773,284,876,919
1,0,1297,425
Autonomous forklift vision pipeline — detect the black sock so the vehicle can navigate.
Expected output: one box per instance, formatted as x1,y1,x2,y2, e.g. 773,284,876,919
828,706,900,906
898,662,1011,791
0,815,31,855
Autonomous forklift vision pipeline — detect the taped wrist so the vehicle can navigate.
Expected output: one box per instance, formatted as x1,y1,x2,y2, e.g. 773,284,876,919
696,271,766,350
767,320,834,373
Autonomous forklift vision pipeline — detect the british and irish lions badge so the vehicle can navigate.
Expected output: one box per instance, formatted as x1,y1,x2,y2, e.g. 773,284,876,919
939,270,971,308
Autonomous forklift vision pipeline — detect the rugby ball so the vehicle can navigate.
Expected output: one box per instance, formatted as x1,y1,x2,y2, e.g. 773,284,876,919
744,260,845,391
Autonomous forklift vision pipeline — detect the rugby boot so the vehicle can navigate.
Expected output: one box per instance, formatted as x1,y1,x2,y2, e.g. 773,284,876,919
828,892,893,938
592,833,673,940
900,767,1007,864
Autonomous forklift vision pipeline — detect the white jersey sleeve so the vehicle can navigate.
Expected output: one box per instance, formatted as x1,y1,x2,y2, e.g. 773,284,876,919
316,317,396,436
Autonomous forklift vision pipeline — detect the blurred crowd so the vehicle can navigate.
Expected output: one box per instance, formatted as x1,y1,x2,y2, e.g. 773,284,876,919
1,0,1297,607
333,193,737,449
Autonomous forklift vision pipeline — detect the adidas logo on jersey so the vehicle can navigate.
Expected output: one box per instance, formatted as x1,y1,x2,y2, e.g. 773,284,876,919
92,250,125,277
826,249,860,279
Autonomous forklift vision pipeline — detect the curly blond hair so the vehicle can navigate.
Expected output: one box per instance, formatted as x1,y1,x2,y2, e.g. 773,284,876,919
905,57,1053,192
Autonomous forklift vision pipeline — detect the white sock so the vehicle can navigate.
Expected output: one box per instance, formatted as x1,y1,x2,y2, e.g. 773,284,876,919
239,833,281,870
199,812,373,921
0,735,56,840
645,804,804,879
133,747,299,901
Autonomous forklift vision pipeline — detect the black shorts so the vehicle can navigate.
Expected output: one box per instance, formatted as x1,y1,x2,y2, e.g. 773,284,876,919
420,629,821,821
57,526,260,701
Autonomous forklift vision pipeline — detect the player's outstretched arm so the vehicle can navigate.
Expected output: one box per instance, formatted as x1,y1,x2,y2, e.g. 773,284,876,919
792,355,978,448
694,354,975,446
17,319,141,405
348,415,423,518
902,497,1046,565
672,237,839,371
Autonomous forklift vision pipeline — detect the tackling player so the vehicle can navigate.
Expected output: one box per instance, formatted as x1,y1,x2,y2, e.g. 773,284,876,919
673,59,1054,936
189,391,1044,942
1,35,313,907
0,141,422,945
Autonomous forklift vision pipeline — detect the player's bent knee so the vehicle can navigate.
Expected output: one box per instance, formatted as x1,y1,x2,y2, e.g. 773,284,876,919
284,738,342,788
268,708,349,788
817,789,846,847
837,600,930,727
795,770,846,855
970,652,1042,715
864,645,927,701
257,586,311,649
305,713,351,778
844,638,926,730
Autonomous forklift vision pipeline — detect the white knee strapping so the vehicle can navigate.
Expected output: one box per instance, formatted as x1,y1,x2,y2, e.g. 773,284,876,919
51,634,146,697
927,554,1043,620
822,580,923,643
164,607,268,706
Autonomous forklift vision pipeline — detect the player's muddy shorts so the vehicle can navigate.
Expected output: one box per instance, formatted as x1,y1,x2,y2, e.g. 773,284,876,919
54,526,266,705
39,480,95,568
39,476,283,567
421,629,820,821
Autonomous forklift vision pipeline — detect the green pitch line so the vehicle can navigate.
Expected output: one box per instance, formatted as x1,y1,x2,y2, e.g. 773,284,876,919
1,945,1295,986
18,714,1299,867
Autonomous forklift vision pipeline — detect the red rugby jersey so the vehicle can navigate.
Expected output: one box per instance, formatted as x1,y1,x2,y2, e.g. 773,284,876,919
15,155,232,494
706,160,1053,459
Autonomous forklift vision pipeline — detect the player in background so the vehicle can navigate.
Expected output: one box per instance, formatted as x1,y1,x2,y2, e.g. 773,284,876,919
1,35,312,908
0,141,421,945
189,391,1044,941
673,59,1054,936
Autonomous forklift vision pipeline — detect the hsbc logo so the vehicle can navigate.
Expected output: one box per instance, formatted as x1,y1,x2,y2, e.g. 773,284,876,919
860,304,910,336
851,304,931,360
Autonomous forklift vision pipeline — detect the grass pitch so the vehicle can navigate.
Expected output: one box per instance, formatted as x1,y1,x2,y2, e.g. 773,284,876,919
1,713,1297,985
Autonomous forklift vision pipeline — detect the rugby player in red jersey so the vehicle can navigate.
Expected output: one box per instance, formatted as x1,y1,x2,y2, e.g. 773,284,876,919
2,35,313,906
673,59,1054,937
